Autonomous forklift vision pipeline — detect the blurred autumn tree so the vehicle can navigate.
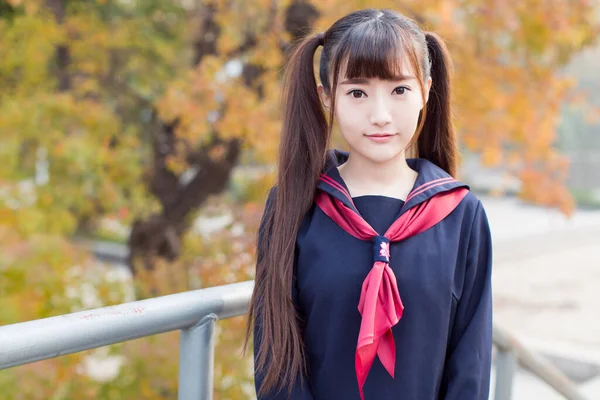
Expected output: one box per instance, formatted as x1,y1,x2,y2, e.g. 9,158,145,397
0,0,598,399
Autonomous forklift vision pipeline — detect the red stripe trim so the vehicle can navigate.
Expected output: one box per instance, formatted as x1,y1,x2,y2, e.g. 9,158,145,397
320,174,349,197
409,177,454,198
320,174,354,202
406,177,456,202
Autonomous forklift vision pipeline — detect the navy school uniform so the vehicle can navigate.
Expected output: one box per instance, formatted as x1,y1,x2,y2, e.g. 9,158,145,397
254,149,493,400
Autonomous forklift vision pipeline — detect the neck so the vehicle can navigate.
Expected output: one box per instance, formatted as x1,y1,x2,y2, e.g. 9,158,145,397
338,151,417,199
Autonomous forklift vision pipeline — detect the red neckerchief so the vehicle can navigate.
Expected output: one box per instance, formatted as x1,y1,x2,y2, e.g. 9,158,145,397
315,180,468,400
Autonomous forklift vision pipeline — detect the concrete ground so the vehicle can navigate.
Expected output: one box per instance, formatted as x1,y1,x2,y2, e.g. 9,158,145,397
480,194,600,398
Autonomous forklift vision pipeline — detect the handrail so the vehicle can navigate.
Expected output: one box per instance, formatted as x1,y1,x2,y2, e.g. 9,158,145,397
0,280,254,400
0,280,590,399
492,324,589,400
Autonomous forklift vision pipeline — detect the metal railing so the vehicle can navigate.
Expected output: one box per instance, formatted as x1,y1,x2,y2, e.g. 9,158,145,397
0,281,253,400
0,280,590,400
493,325,589,400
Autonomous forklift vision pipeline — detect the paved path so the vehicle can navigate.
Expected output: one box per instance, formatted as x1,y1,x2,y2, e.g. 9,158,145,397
481,195,600,362
480,195,600,398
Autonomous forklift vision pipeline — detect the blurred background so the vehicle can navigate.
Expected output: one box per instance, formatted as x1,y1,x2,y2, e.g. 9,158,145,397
0,0,599,399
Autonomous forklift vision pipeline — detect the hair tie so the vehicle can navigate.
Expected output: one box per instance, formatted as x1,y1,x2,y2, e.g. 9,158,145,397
316,32,325,46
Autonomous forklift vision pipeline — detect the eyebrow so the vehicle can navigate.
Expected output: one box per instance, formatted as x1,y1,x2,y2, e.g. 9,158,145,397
339,75,416,85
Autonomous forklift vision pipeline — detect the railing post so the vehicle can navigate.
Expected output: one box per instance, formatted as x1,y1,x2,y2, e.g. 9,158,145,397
494,347,517,400
178,314,218,400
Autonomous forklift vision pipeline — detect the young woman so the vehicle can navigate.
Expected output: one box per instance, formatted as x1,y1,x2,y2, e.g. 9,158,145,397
245,8,493,400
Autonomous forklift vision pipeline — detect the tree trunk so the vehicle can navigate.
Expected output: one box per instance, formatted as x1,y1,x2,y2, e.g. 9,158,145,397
46,0,71,92
127,0,319,275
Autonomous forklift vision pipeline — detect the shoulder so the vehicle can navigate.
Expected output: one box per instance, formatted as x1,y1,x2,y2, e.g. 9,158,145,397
461,191,483,213
266,185,278,200
257,186,278,236
262,186,278,212
262,184,315,222
463,191,488,218
260,185,315,244
450,190,490,234
459,191,492,243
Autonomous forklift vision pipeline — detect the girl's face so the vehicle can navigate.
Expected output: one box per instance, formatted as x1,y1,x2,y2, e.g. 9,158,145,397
319,60,431,165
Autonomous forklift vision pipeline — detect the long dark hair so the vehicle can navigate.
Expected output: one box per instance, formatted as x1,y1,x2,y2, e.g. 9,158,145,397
245,8,457,396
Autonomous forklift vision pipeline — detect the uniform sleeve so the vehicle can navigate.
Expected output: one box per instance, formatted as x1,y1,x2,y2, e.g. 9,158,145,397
253,188,314,400
441,200,493,400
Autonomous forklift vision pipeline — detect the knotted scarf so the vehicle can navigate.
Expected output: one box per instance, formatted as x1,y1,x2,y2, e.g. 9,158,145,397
315,176,468,400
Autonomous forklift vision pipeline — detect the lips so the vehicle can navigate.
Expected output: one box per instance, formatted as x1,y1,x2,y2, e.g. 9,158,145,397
366,133,395,137
365,133,396,143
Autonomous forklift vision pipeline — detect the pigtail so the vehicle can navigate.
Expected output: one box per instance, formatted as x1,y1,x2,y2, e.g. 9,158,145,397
245,32,328,396
418,32,458,177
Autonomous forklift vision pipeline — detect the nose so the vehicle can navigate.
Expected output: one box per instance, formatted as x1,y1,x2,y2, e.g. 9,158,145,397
369,96,392,127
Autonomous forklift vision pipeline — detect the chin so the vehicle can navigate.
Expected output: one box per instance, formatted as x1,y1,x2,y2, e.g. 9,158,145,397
356,146,406,165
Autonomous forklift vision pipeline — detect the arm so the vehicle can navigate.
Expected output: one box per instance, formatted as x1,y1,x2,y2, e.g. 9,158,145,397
253,188,314,400
441,200,493,400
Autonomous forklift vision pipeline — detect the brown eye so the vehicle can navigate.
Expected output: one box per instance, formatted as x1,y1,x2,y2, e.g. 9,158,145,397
349,90,366,98
393,87,408,95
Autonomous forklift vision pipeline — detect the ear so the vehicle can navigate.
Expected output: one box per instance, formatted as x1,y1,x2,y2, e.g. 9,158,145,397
423,76,433,108
317,84,331,111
